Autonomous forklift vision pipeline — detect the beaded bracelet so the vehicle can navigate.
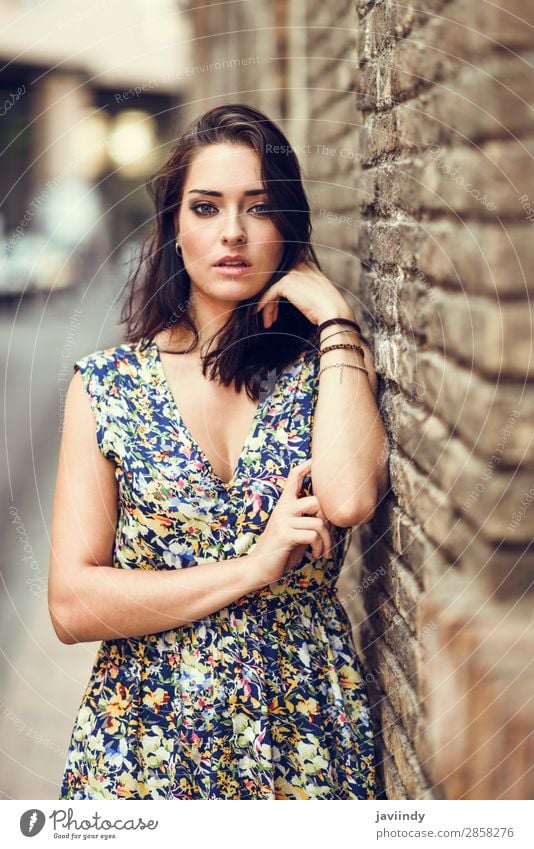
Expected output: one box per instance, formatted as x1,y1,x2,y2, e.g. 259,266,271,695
319,342,365,358
318,362,369,382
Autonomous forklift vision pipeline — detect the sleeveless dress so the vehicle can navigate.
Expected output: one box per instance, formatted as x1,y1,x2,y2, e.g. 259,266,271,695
59,338,377,800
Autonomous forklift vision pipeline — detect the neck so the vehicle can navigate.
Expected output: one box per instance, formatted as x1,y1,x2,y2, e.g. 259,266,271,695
166,286,239,353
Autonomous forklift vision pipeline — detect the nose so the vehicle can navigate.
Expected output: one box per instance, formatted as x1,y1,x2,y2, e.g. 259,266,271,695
220,210,247,244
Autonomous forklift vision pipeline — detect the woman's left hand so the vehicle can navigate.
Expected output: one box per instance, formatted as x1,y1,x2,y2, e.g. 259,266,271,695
254,260,355,328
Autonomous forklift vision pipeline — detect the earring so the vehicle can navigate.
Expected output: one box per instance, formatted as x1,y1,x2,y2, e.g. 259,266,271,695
175,239,182,256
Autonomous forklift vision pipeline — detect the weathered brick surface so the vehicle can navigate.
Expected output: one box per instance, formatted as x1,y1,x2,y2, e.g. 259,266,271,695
349,0,534,800
188,0,533,800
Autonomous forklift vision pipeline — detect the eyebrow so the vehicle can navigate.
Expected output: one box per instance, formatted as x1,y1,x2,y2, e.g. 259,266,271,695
187,188,268,197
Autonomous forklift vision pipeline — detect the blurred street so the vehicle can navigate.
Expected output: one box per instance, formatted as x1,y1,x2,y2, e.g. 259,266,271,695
0,268,123,799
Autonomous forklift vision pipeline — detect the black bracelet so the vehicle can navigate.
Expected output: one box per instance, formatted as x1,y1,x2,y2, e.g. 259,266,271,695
317,317,362,335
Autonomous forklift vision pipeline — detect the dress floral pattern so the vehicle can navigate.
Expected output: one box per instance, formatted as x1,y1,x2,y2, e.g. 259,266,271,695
59,337,377,800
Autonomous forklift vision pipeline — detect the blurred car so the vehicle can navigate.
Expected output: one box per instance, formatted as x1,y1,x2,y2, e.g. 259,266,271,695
0,177,108,298
0,232,76,297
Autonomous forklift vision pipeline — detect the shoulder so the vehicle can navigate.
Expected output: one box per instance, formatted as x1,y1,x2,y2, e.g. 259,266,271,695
69,340,147,462
73,340,146,388
74,339,142,373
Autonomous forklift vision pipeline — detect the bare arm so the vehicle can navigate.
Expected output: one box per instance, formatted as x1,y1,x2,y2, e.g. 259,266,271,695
48,371,268,645
311,309,390,527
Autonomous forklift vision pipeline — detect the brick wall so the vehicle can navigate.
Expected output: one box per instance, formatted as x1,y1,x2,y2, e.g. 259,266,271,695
351,0,534,799
185,0,534,799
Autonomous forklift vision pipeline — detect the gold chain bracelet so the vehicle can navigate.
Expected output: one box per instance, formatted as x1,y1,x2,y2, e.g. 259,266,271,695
318,362,369,382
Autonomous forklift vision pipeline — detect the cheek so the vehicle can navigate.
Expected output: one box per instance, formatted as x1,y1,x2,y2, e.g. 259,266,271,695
181,223,211,259
261,224,285,263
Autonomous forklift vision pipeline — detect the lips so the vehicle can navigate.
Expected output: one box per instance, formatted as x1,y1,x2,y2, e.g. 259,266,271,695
213,254,251,267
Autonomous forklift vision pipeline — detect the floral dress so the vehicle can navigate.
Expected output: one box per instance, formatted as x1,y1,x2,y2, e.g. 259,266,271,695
59,337,377,800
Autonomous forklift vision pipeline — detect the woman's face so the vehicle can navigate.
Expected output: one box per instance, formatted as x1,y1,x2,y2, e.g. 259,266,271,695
175,142,285,303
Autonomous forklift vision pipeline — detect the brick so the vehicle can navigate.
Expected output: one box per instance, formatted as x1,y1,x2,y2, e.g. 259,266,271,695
422,290,533,380
309,88,354,124
366,587,423,679
420,578,534,798
355,0,380,20
307,0,354,41
392,406,534,541
421,139,534,217
387,449,458,545
381,752,409,799
373,546,423,631
301,0,534,805
359,138,534,218
357,0,420,66
357,220,534,298
359,269,398,327
418,221,534,297
362,267,534,380
357,0,492,109
358,54,534,163
404,56,534,149
376,422,534,584
390,444,531,549
481,0,534,48
358,0,534,109
380,699,435,798
375,503,449,588
415,351,534,466
308,33,358,92
374,638,422,740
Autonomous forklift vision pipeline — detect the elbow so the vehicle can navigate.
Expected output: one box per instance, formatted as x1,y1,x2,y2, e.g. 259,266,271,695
324,493,378,528
322,472,386,526
48,599,80,645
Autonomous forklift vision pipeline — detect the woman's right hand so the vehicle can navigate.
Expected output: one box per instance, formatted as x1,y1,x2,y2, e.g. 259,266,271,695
249,458,333,587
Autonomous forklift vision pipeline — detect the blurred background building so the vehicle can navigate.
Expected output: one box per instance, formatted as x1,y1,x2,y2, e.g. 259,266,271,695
1,0,532,801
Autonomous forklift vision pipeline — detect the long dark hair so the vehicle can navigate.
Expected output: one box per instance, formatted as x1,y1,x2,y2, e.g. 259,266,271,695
120,103,321,400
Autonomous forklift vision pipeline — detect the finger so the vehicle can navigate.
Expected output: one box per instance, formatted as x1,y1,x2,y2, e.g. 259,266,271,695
287,542,307,571
293,495,320,515
292,517,329,560
310,529,325,560
280,459,312,501
293,529,324,555
292,516,325,531
265,301,276,328
318,523,332,557
255,284,279,315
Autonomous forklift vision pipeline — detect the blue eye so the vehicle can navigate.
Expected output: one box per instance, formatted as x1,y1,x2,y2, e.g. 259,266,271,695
250,203,272,216
190,202,272,217
191,202,216,216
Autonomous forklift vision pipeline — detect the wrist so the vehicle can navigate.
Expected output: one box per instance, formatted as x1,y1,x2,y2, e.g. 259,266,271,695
316,301,355,326
244,550,270,590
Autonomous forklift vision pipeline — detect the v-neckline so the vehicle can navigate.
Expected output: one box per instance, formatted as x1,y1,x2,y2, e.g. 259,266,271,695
148,338,301,489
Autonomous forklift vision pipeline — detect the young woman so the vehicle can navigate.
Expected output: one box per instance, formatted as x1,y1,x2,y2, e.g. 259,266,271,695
49,103,389,800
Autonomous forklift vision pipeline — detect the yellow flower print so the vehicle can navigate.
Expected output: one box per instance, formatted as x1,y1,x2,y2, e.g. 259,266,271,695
338,663,363,689
142,687,170,714
104,683,131,718
117,772,151,799
296,697,319,720
60,343,377,801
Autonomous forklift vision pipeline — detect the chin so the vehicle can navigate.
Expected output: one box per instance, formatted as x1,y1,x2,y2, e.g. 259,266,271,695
190,267,272,295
